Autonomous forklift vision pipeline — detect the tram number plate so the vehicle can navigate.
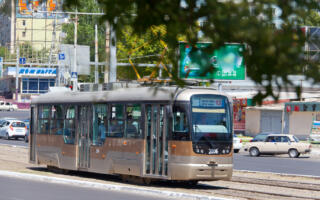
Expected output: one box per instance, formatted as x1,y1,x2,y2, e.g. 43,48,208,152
209,148,218,155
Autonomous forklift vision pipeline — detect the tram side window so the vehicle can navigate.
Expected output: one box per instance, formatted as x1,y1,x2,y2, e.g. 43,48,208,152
107,104,124,138
126,104,142,138
172,105,190,140
38,105,50,134
64,106,75,144
50,105,64,135
93,104,107,145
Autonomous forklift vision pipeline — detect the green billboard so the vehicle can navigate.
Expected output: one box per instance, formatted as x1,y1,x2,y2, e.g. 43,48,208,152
179,43,246,80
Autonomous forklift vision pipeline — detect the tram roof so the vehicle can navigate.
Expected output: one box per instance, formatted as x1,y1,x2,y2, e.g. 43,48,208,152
31,87,230,104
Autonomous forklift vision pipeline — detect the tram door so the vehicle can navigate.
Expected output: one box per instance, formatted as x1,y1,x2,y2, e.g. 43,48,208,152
145,105,168,176
77,105,91,169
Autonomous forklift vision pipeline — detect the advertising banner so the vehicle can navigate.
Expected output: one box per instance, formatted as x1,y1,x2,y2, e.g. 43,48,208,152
233,98,247,132
16,0,64,18
179,43,246,80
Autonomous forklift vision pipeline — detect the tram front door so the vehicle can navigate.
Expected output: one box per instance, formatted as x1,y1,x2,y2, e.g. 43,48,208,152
145,104,169,177
77,105,91,169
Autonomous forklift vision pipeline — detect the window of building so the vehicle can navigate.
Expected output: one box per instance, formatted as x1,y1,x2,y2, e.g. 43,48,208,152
126,104,142,138
50,105,64,135
22,78,55,94
107,104,124,138
39,79,49,93
29,78,38,93
38,105,50,134
22,31,26,37
92,104,107,145
63,106,75,144
22,20,26,26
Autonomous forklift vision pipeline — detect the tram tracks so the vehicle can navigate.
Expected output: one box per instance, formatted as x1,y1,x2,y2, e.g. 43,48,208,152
0,144,320,200
193,176,320,200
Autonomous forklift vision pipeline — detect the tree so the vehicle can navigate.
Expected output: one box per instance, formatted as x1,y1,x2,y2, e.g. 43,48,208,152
64,0,320,102
117,25,168,80
304,10,320,27
62,0,168,82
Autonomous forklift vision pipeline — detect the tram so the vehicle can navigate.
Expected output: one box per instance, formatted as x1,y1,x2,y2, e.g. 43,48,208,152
29,87,233,183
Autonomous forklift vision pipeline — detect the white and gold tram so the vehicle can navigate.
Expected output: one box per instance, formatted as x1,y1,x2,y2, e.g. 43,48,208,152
29,87,233,183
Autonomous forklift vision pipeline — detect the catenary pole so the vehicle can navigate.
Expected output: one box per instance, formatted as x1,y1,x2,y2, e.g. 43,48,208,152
95,24,99,84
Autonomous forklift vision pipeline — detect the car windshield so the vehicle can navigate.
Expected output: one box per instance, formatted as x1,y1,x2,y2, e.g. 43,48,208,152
11,122,26,127
293,136,300,142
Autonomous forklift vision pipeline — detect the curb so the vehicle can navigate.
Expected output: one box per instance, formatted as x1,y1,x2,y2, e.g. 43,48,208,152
235,169,320,179
0,143,28,149
0,170,233,200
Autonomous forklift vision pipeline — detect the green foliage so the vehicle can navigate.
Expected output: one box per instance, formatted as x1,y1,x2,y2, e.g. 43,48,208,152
63,0,169,82
64,0,320,103
117,25,168,80
304,10,320,26
0,46,6,58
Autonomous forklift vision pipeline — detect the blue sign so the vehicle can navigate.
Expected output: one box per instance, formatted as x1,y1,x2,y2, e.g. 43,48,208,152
71,72,78,78
7,67,57,76
0,57,3,63
58,53,65,60
19,57,26,65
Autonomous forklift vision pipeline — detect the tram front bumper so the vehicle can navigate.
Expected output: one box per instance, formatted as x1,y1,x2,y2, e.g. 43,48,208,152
169,162,233,181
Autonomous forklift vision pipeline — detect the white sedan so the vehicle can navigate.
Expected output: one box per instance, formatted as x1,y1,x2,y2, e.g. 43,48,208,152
244,134,311,158
233,134,242,153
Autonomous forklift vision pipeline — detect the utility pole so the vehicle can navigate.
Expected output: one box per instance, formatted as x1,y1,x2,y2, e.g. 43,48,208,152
104,21,110,83
15,45,19,101
72,9,78,91
109,23,117,83
94,24,99,84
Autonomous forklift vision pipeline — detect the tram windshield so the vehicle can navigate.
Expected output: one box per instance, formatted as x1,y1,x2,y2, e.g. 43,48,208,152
191,94,232,154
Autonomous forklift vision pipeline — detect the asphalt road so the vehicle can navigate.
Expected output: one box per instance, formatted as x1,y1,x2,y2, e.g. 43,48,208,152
0,175,173,200
234,152,320,176
0,110,30,120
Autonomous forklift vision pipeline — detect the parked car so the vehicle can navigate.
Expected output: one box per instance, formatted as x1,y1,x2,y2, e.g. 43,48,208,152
23,119,30,142
233,134,242,153
0,119,27,140
250,133,270,142
0,101,18,111
244,134,311,158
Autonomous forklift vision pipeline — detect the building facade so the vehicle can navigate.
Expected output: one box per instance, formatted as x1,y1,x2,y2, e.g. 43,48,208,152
0,0,65,54
0,66,56,102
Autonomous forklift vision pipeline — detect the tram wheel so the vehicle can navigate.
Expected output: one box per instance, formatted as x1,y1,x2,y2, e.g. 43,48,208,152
143,178,152,185
188,180,198,186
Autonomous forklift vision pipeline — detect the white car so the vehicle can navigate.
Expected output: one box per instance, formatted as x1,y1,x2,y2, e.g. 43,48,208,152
0,101,18,111
233,134,242,153
0,120,27,140
244,134,311,158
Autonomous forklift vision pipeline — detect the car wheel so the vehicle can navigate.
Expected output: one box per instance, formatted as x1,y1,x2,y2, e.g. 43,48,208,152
234,149,240,153
5,133,9,140
249,147,260,157
288,149,299,158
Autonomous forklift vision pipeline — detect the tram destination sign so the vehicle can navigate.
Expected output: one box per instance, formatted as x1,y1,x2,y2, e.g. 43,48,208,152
179,43,246,80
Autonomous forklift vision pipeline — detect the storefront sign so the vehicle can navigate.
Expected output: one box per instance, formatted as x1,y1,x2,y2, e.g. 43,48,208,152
6,67,56,77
